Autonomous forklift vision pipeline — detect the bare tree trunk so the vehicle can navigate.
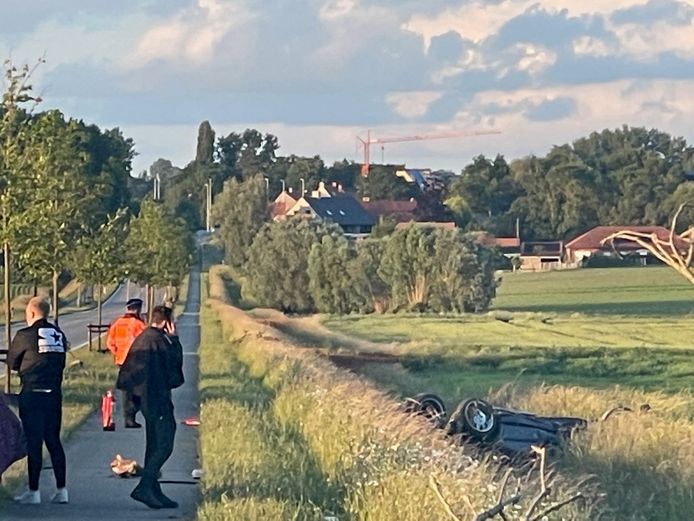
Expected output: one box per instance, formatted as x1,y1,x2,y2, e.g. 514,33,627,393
76,283,81,308
97,282,103,326
4,241,11,394
52,270,59,325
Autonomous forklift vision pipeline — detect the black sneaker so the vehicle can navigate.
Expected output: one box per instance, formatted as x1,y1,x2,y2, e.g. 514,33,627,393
125,420,142,429
153,482,179,509
130,485,163,509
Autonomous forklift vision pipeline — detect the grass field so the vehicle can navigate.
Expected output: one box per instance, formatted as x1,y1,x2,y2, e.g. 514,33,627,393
313,267,694,520
493,266,694,315
324,267,694,395
199,272,602,520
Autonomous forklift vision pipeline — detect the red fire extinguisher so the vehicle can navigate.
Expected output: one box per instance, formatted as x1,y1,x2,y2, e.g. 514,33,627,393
101,390,116,431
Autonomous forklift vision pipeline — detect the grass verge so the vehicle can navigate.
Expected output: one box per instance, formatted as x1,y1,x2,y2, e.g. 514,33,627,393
197,268,602,520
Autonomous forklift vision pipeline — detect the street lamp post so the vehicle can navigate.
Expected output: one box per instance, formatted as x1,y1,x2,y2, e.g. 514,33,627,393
300,178,305,197
264,177,269,200
205,178,213,232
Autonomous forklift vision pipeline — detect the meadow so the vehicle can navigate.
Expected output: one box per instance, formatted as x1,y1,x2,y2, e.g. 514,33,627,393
198,270,602,520
314,267,694,520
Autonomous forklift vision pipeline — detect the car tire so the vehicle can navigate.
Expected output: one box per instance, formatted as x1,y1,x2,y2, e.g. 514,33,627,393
403,393,447,428
447,398,499,441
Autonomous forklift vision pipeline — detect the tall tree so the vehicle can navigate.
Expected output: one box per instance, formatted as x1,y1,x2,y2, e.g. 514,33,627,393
244,219,339,313
125,199,194,314
71,209,129,326
196,121,215,164
378,225,436,311
308,234,364,314
212,175,269,268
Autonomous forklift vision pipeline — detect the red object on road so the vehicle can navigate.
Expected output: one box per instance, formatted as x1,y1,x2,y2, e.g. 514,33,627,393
101,390,115,431
182,417,200,427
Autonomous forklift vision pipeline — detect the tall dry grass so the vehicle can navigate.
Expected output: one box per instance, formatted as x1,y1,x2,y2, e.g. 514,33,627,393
200,267,604,520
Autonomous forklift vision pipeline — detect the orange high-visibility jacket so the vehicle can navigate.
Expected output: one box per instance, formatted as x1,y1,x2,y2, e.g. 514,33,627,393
106,314,146,366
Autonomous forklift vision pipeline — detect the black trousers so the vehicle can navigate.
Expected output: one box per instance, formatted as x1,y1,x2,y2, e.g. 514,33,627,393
140,398,176,484
18,390,66,491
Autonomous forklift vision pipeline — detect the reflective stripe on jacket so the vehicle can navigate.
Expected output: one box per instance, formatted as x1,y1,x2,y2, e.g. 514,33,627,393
106,314,146,366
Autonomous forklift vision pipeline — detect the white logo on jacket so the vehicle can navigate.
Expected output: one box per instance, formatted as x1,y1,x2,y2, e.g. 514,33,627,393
38,328,65,354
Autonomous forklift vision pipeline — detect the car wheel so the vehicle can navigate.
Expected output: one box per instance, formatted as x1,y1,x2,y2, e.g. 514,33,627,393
403,393,447,428
448,398,499,441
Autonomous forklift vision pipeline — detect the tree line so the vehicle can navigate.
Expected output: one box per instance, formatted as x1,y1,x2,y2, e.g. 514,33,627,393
155,121,694,243
1,59,194,324
210,175,496,314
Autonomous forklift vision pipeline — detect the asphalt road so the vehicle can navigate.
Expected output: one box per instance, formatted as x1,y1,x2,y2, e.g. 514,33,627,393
0,283,153,353
2,269,201,520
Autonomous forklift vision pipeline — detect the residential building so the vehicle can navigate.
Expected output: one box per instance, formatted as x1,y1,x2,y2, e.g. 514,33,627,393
270,190,298,220
362,199,418,224
565,225,685,264
519,241,564,271
286,196,375,238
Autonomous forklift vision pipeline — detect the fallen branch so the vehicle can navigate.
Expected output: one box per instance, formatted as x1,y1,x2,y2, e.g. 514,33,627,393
429,475,463,521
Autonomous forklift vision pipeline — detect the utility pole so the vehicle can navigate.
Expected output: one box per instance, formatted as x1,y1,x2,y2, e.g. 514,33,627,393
153,172,161,200
205,178,212,232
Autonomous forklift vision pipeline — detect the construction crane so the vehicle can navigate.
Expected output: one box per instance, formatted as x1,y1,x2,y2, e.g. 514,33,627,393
356,129,501,176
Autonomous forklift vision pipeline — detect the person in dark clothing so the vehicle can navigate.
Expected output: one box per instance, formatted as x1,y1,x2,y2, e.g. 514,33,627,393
7,297,69,505
116,305,184,509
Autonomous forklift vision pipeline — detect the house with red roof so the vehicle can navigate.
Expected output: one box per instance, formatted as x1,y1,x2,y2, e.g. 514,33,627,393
565,225,685,265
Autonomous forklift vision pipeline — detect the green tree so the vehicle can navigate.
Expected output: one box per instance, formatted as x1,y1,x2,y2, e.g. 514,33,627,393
196,121,215,164
213,175,269,268
12,111,114,322
357,165,417,200
378,225,436,311
351,238,390,313
308,234,364,314
71,209,129,325
244,219,339,312
429,231,497,312
125,199,194,313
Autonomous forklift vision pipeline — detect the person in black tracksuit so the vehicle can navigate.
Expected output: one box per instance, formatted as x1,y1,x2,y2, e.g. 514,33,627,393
117,305,184,510
7,297,69,505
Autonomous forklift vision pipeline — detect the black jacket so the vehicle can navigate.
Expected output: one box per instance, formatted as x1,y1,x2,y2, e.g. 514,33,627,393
7,319,68,392
116,327,184,410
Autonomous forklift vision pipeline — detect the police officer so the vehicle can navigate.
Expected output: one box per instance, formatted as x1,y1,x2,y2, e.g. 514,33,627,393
117,305,184,509
107,298,146,428
7,297,69,505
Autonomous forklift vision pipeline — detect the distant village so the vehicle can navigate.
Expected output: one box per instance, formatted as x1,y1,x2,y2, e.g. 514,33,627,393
270,167,677,272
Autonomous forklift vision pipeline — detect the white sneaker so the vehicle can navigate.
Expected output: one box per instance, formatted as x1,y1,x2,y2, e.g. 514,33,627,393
14,489,41,504
51,488,69,504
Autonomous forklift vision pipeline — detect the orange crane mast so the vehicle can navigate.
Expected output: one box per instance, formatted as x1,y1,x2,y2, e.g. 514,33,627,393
356,129,501,176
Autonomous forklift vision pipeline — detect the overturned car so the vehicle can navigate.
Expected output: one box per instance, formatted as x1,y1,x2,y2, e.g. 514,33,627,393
403,393,587,457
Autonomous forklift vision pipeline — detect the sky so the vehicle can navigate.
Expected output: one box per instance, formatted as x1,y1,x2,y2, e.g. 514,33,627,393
2,0,694,175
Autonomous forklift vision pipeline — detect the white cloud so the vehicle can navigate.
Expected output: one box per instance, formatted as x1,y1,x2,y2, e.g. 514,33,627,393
611,19,694,59
572,36,614,57
319,0,356,20
385,90,443,118
124,0,255,68
405,0,653,47
515,44,557,74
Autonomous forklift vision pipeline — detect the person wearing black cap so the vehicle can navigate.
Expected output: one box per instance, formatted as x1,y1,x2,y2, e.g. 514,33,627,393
106,298,146,428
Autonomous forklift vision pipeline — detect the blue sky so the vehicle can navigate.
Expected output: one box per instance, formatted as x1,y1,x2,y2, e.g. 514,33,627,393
2,0,694,174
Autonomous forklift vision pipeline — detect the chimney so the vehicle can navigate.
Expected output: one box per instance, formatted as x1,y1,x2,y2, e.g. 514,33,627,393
337,184,343,192
288,187,293,194
332,181,338,188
